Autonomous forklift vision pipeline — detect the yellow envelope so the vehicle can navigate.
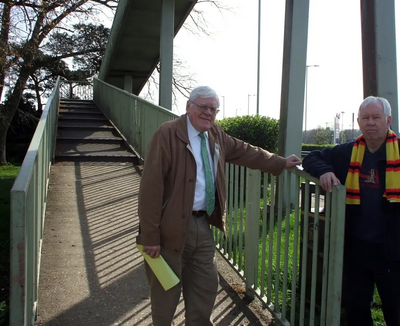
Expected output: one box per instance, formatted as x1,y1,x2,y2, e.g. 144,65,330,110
136,245,180,291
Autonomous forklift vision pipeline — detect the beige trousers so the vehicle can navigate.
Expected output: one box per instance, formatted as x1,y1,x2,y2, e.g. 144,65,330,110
145,214,218,326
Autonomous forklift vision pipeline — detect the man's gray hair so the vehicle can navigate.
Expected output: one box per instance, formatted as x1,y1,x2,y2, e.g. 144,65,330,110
358,96,391,119
189,86,220,107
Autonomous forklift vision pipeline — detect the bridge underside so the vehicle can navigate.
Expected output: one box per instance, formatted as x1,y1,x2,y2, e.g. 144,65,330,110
99,0,196,97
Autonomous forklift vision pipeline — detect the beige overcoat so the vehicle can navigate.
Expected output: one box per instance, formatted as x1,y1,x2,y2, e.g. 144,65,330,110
137,114,286,254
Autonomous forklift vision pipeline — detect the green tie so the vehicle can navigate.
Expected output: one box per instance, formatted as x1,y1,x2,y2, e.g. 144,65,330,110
199,132,215,215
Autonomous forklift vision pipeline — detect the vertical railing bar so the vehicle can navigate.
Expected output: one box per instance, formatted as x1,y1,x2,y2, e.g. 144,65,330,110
221,163,230,250
239,166,245,271
233,165,240,263
281,170,291,322
290,175,301,325
309,185,320,326
299,181,311,325
274,174,284,313
245,169,261,298
326,185,346,326
267,175,276,306
227,164,235,255
260,172,269,297
320,190,331,326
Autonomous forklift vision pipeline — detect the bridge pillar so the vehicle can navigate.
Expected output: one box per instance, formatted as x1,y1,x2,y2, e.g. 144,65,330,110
159,0,175,110
278,0,310,159
361,0,398,134
124,75,133,93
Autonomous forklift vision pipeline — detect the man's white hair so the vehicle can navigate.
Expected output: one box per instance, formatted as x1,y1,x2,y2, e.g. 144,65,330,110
358,96,391,119
189,86,220,107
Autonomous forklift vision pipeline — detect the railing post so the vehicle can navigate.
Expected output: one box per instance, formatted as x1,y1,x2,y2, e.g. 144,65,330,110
326,185,346,326
245,168,261,299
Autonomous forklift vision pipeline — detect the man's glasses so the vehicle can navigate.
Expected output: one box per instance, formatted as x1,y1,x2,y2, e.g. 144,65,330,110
191,101,220,115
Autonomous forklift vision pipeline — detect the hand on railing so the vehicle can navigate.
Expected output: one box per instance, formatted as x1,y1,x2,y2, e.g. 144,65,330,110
319,172,341,193
285,154,302,168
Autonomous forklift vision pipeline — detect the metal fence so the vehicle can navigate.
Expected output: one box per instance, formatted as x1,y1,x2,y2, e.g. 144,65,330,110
216,165,346,326
91,79,346,326
9,78,61,325
59,79,93,100
92,78,178,161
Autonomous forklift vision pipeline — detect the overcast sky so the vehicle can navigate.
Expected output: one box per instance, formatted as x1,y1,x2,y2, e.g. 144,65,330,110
142,0,399,131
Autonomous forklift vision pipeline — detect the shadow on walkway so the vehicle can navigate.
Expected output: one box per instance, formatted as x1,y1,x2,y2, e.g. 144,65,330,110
36,161,275,325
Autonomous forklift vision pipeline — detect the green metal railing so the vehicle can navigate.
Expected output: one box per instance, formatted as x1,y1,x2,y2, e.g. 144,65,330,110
9,77,61,325
92,79,346,326
93,78,178,161
59,79,93,100
9,78,345,326
216,165,346,326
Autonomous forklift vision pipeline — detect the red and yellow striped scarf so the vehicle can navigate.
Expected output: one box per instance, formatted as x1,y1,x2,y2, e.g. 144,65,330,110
345,130,400,204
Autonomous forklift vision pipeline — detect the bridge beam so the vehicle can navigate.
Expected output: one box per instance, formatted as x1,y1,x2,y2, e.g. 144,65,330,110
361,0,398,133
159,0,175,110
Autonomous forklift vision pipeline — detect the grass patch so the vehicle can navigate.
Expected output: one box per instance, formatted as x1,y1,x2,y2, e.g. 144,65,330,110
0,165,20,326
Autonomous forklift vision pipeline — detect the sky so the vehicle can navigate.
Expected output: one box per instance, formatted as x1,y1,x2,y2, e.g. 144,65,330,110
143,0,399,131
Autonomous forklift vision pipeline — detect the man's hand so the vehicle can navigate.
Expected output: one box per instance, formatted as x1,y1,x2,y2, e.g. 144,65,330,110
319,172,340,193
143,245,161,258
285,154,302,168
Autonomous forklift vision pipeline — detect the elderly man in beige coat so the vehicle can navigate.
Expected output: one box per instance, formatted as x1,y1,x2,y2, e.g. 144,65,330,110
137,85,301,326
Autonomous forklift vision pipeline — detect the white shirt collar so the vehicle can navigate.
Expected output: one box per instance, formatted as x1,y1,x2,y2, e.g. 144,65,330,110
187,115,208,139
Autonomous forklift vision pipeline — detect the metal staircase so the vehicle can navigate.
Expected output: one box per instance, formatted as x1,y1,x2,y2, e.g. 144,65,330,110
56,99,139,163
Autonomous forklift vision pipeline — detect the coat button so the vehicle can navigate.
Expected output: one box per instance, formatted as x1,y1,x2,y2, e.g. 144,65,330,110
182,214,185,218
189,178,194,183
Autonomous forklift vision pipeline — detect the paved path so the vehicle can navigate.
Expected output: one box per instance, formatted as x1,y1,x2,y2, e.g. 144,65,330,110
36,161,277,326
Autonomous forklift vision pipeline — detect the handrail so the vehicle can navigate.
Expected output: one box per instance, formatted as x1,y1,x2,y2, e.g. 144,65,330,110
92,78,178,161
59,79,93,100
216,165,346,326
91,79,345,325
9,77,60,326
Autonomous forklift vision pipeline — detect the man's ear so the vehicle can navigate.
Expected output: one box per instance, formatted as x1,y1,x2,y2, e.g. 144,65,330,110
387,116,392,128
186,101,190,113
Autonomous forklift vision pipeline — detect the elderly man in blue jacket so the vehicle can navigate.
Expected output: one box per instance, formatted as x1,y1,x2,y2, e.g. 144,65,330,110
303,96,400,326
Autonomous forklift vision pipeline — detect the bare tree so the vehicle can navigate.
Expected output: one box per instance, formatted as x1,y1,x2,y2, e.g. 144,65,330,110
0,0,231,165
0,0,117,165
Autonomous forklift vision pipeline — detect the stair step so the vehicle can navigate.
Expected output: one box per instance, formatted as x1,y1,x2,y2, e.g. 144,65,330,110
59,115,107,120
60,100,94,104
59,108,102,114
57,129,120,138
55,142,135,157
57,137,123,144
55,154,139,163
56,101,140,165
57,125,114,130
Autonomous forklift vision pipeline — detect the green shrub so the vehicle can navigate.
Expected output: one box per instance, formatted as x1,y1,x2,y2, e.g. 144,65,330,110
302,144,335,152
0,165,20,326
216,115,279,152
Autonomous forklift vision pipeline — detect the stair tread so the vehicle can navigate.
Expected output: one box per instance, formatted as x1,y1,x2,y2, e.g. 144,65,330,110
56,101,139,164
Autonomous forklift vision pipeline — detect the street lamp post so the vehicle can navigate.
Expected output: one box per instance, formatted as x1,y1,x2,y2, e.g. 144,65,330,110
341,111,345,143
256,0,261,115
221,95,225,118
304,64,319,143
248,94,256,115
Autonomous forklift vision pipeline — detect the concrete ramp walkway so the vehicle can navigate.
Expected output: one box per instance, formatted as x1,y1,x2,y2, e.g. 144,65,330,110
35,161,277,325
35,99,277,325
